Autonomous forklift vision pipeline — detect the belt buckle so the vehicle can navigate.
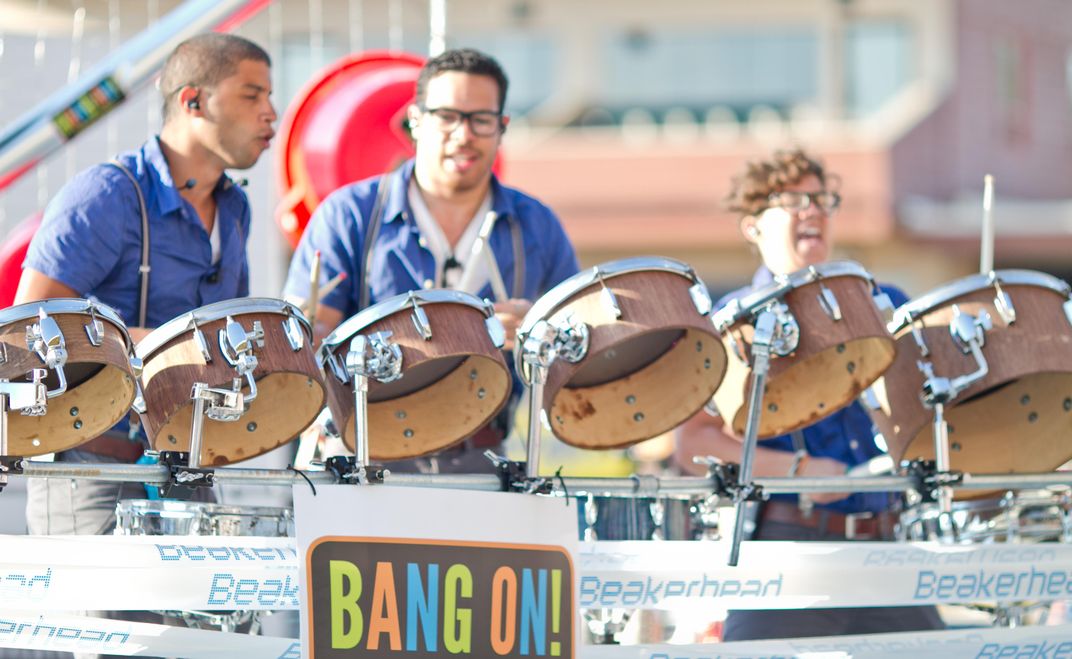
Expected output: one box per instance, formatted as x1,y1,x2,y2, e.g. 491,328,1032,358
844,511,874,540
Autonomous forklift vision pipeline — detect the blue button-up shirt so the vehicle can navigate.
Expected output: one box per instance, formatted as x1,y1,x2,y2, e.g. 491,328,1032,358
719,266,910,514
283,160,578,318
24,136,251,328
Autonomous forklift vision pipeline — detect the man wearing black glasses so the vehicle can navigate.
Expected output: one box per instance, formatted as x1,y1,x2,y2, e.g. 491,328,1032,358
675,148,944,640
284,48,578,472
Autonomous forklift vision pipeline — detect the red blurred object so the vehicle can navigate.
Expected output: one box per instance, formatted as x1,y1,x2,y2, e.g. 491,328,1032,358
0,212,42,308
275,51,425,250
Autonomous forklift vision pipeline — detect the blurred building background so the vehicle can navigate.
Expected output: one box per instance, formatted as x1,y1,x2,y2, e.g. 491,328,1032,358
3,0,1071,299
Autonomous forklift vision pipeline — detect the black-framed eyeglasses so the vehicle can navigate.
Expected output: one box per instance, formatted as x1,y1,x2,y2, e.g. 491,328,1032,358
767,190,841,214
419,105,504,137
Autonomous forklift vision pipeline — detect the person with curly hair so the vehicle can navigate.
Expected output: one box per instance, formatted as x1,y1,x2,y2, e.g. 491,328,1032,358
675,147,944,640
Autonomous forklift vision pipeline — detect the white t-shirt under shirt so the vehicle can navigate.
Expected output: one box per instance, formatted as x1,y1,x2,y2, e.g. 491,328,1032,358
407,178,494,295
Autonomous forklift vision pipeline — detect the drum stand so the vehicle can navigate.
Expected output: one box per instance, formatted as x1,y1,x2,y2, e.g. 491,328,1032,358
914,305,992,517
168,317,264,491
330,332,400,484
0,370,49,489
1,310,70,489
517,316,588,485
727,307,792,566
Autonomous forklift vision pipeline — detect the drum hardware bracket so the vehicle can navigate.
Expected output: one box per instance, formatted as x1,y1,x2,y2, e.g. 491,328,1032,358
407,292,433,340
282,315,305,351
686,267,713,316
325,456,387,485
758,301,799,357
129,356,147,414
817,283,842,321
25,308,68,398
156,451,216,498
596,273,622,319
989,272,1017,325
904,459,963,504
84,304,104,346
873,291,895,324
486,453,548,494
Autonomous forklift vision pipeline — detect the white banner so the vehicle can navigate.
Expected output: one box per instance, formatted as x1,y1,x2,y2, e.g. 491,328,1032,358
1,612,1071,659
0,535,297,611
581,540,1072,610
3,535,1072,612
581,624,1072,659
0,611,299,658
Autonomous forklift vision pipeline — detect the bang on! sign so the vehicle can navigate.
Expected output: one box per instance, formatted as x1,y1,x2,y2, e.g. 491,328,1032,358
307,537,573,657
295,486,579,659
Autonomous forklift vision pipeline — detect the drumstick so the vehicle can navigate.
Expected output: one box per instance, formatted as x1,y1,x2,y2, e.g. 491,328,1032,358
459,211,509,301
317,272,347,301
980,174,994,274
307,250,321,320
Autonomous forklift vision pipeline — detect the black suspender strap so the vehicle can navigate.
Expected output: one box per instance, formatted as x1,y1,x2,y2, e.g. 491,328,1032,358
107,160,150,328
359,172,394,310
359,169,527,308
507,214,524,298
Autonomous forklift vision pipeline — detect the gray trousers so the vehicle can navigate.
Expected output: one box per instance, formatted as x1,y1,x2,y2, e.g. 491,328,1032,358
721,519,945,641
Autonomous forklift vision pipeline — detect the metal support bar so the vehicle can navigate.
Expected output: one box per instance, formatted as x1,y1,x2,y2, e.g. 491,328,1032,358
346,336,371,469
933,403,954,513
525,365,547,479
728,309,776,567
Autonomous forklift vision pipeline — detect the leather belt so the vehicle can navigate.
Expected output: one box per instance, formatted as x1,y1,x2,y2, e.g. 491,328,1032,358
759,500,897,540
78,433,145,463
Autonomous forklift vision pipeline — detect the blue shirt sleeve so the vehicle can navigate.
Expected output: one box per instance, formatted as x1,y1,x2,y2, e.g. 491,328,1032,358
283,184,367,318
23,165,131,294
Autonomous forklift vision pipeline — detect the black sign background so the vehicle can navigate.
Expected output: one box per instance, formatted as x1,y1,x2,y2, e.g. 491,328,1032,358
307,537,574,658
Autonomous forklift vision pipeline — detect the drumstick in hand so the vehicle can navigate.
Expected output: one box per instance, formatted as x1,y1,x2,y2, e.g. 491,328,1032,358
317,272,346,301
307,250,321,320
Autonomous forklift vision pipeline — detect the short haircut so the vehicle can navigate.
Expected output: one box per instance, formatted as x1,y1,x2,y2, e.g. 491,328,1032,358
415,48,509,114
159,33,271,123
726,148,829,217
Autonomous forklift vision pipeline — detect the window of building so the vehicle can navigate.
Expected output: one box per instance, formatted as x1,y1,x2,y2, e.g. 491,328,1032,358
843,20,913,118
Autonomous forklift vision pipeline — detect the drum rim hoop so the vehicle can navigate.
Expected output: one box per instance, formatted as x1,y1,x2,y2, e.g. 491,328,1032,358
712,260,874,330
135,297,309,359
0,297,132,351
518,257,702,340
322,289,493,350
889,269,1071,333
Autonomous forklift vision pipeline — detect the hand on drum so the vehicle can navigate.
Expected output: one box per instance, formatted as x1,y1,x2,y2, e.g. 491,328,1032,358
493,298,532,351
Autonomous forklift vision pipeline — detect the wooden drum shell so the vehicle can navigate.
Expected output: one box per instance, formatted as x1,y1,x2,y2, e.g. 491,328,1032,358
139,309,324,466
538,269,726,449
0,301,135,456
870,280,1072,490
714,271,896,438
322,299,511,461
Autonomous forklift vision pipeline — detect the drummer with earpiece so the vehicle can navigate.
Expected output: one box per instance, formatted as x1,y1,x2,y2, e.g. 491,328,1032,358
283,48,579,473
674,147,944,640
